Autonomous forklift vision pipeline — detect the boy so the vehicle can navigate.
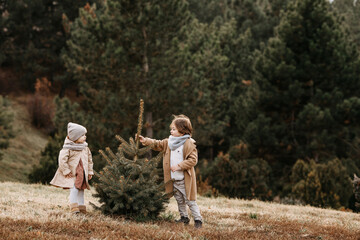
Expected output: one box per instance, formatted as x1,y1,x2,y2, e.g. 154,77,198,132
137,115,203,228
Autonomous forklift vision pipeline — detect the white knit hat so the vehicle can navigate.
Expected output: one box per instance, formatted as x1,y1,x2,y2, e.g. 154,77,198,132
67,122,87,141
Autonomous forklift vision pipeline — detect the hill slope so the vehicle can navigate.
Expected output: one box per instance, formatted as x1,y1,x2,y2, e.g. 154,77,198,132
0,96,48,182
0,182,359,239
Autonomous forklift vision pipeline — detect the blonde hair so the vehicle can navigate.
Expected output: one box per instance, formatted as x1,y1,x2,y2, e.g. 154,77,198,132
170,114,192,135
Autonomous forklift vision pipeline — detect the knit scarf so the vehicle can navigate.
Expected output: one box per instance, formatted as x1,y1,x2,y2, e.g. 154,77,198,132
62,137,88,151
168,134,190,151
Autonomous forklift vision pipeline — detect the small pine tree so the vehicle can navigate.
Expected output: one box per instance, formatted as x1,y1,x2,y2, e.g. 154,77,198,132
93,99,169,221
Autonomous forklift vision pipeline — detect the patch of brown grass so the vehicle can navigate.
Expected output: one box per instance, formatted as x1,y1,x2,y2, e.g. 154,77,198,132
1,182,360,239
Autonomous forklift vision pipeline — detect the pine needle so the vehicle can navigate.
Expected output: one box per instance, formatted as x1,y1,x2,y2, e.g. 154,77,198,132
106,147,117,160
99,150,113,166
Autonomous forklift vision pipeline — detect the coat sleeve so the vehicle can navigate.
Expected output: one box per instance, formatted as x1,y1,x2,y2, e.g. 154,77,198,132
178,147,198,170
87,147,94,175
58,149,71,176
143,137,168,152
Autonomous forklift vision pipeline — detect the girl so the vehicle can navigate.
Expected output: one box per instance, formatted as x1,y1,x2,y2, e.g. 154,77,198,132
137,115,203,228
50,122,94,214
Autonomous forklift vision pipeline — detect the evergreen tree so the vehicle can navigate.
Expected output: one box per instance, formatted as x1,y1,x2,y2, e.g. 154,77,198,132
165,16,258,161
167,18,235,148
93,100,169,220
225,0,275,46
0,0,98,91
186,0,225,24
61,0,191,150
219,0,294,148
332,0,360,50
0,96,14,160
167,0,293,158
187,0,292,46
243,0,360,197
291,158,352,208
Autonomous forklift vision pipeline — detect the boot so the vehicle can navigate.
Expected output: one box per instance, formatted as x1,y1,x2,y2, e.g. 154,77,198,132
70,203,80,214
79,205,86,214
175,216,190,225
194,220,202,229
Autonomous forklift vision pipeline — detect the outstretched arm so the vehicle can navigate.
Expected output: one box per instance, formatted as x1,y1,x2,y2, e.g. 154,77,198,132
136,134,167,152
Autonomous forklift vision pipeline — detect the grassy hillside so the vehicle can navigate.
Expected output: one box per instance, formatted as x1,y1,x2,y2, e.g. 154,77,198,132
0,182,359,240
0,96,48,182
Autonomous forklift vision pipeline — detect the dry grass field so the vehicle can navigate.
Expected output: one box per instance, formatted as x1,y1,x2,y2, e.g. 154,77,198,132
0,182,360,240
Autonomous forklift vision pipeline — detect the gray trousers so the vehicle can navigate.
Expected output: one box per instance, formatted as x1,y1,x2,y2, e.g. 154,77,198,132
173,180,202,221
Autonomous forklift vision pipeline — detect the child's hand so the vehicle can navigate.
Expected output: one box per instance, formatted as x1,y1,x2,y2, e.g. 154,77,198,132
135,134,146,145
88,175,93,180
170,165,181,172
65,172,74,178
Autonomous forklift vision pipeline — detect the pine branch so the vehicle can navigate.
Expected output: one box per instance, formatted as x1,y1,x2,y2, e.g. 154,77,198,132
149,151,163,167
96,173,115,191
129,137,138,155
99,166,119,185
137,145,152,156
105,147,117,160
116,135,131,147
120,144,136,157
129,137,136,147
99,150,113,167
119,175,125,192
117,149,134,164
124,175,132,185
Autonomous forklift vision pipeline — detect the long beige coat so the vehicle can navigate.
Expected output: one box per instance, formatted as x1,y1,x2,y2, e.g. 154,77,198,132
50,147,94,190
143,137,198,201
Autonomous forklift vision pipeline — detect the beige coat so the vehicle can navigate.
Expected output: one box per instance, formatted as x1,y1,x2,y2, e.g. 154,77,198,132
143,137,198,201
50,147,94,190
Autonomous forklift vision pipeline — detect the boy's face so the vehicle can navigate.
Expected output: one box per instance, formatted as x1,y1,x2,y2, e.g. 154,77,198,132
76,135,87,143
170,125,183,137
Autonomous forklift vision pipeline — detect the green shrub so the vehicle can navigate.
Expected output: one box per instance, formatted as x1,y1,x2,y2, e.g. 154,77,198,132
206,142,272,199
28,135,61,184
291,158,352,209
